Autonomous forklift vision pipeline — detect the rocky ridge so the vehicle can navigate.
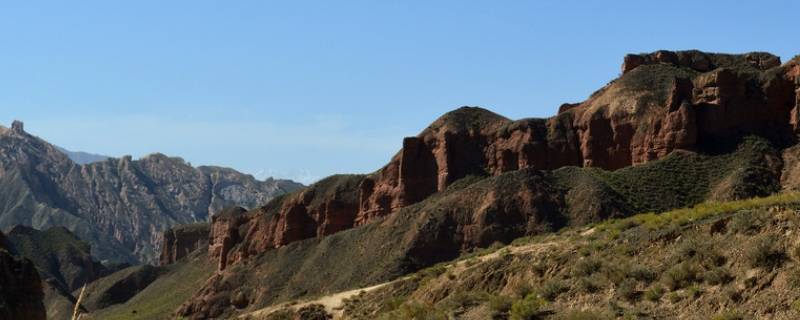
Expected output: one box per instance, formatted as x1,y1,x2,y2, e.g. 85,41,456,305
167,50,800,318
208,50,799,274
0,124,303,263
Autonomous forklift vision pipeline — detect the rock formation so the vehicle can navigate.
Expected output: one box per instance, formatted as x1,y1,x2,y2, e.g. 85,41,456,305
202,50,800,278
0,231,46,320
0,124,303,263
159,223,210,265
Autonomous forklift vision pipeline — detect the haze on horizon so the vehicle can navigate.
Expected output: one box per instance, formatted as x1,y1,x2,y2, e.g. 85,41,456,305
2,0,797,184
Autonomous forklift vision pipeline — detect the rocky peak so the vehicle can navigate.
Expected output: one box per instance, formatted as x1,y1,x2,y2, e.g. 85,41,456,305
11,120,24,133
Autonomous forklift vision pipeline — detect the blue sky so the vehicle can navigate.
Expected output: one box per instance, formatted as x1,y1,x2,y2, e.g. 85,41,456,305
1,1,797,184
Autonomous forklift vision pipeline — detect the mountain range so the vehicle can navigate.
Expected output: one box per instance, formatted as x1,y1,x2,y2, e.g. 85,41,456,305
0,120,303,264
2,49,800,319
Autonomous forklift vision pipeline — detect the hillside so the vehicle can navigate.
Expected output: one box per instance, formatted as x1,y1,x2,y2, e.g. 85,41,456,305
0,120,303,263
248,193,800,319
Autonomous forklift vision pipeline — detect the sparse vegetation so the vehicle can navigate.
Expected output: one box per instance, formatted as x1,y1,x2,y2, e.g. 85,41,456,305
338,193,800,319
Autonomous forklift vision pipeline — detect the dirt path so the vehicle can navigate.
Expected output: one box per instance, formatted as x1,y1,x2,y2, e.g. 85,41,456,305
241,236,566,319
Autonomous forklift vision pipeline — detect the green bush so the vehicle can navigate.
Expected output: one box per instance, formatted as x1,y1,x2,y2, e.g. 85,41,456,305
627,266,657,283
509,294,546,320
662,262,700,290
572,258,603,277
577,276,603,294
643,285,665,302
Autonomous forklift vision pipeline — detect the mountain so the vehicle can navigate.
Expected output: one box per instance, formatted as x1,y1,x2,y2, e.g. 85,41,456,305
21,50,798,319
0,121,304,264
54,146,109,165
159,50,800,319
0,230,46,320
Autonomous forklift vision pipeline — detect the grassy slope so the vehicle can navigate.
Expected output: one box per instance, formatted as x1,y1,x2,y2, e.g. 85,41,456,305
83,250,214,320
338,193,800,319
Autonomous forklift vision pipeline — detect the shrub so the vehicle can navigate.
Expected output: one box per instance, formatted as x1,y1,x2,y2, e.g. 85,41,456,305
667,292,682,303
661,262,700,290
509,294,546,320
572,258,603,277
703,267,733,285
488,295,513,314
744,235,785,269
538,280,567,301
643,285,665,302
723,287,741,303
728,210,764,234
295,304,332,320
686,285,703,299
616,278,639,302
577,276,603,294
513,283,535,298
627,266,657,283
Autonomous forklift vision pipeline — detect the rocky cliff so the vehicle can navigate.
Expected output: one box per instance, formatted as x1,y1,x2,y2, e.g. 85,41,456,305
170,50,800,318
0,231,46,320
205,50,798,272
0,124,303,263
159,223,209,265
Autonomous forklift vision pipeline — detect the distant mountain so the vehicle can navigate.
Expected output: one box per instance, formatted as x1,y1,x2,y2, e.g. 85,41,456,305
54,146,110,165
0,120,304,264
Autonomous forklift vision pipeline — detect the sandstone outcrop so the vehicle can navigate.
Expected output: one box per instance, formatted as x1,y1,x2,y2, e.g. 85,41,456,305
159,223,210,265
0,125,303,263
209,175,364,270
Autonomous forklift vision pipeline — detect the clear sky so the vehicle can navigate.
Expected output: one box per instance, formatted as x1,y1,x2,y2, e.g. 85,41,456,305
1,1,797,184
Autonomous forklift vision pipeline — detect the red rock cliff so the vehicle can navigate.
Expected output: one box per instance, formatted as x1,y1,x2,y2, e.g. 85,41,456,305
209,50,799,271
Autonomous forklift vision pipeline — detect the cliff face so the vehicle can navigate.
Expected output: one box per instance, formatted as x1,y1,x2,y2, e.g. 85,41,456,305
205,51,798,275
0,126,303,263
159,223,209,265
0,231,46,320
